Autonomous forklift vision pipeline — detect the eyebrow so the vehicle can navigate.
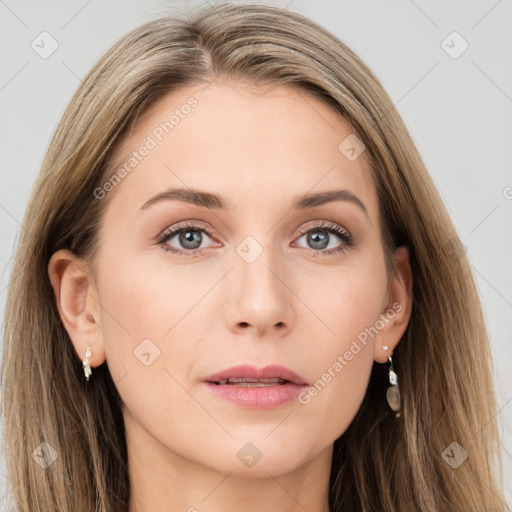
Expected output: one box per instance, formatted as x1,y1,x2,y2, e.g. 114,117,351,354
139,187,368,217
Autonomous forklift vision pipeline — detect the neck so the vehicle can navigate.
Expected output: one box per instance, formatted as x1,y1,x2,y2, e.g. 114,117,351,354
125,409,332,512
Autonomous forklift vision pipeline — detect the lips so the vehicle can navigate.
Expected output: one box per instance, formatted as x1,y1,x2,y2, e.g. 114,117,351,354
202,364,309,409
203,364,309,386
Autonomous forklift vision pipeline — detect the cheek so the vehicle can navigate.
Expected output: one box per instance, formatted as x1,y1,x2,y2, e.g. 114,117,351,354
293,259,387,437
93,251,180,383
93,252,208,439
94,249,220,401
96,249,212,344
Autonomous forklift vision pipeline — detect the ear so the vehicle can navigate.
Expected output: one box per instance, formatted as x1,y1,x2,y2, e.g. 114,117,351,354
48,249,106,369
373,245,413,363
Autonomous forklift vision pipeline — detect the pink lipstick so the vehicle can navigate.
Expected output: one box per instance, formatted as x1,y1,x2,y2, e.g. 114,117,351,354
202,364,308,409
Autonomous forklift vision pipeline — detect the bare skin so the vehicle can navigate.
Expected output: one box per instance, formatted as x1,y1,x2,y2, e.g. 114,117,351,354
48,80,412,512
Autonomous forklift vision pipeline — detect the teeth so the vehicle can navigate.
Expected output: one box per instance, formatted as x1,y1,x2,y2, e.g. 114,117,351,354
217,377,286,386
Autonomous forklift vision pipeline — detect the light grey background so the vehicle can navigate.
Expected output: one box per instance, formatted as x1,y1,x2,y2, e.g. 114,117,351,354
1,0,511,509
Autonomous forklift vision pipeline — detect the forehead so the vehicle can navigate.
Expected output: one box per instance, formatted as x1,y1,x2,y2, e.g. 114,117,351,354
102,81,378,221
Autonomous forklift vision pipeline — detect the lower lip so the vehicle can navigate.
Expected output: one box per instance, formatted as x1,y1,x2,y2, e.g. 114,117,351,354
203,382,307,409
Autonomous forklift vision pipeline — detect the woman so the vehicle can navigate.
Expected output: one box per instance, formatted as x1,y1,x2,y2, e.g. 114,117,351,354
1,3,507,511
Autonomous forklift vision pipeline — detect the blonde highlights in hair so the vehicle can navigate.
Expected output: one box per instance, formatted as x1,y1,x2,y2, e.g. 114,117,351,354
1,3,507,511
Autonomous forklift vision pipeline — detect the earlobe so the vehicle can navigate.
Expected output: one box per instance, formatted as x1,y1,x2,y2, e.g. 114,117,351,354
48,249,105,368
374,245,413,364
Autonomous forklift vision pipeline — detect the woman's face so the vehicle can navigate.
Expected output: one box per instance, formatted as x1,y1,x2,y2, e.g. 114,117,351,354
56,81,411,478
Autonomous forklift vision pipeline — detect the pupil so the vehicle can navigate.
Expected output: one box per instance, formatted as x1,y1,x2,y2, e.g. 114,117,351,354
180,229,202,249
308,230,328,249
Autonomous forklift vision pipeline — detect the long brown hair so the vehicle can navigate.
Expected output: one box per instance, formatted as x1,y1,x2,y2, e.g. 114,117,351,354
1,3,507,510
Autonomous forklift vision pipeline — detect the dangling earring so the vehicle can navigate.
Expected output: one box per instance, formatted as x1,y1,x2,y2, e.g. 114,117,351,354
82,346,92,381
383,345,401,417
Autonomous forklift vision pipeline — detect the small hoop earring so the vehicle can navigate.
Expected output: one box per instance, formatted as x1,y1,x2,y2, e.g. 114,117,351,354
82,346,92,381
382,345,401,417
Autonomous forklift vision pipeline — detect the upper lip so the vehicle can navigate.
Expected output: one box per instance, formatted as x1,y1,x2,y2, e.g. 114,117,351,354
203,364,309,386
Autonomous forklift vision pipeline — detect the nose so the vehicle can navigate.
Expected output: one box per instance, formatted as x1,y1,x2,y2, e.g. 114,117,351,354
223,239,295,338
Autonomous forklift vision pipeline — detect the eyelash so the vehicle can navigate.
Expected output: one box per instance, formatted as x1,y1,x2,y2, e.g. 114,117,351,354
157,220,354,258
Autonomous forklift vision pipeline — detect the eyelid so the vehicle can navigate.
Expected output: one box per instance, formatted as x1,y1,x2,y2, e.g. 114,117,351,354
157,220,219,242
157,219,352,240
292,220,354,256
296,219,352,238
157,219,354,256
